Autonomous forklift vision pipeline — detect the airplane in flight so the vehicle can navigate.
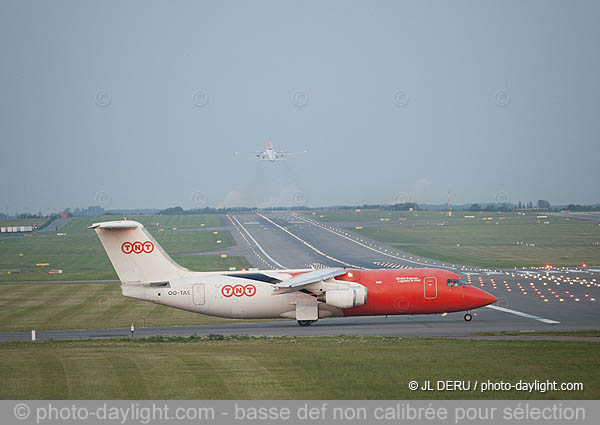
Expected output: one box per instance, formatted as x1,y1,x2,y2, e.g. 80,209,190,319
90,220,497,325
237,141,306,162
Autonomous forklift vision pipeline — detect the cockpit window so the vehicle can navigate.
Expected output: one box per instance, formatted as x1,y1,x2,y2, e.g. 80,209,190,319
447,279,470,287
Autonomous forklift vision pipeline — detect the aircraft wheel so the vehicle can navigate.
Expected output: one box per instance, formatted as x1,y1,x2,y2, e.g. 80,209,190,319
464,313,472,322
297,320,316,327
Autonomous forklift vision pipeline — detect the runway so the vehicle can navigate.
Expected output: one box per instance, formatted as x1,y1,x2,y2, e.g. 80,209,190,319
1,211,598,342
225,211,599,329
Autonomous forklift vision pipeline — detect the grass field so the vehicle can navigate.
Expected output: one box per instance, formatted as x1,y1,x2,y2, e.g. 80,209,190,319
477,330,600,337
305,209,496,222
0,217,51,228
0,214,250,331
125,214,223,229
0,279,255,332
0,215,242,283
0,336,597,399
319,210,600,267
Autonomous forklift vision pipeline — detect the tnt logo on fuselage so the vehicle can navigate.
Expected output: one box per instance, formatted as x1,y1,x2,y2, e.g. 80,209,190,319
222,284,256,298
121,241,154,254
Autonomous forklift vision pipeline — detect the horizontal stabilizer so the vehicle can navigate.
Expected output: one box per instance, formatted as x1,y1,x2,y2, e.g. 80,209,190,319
88,220,140,230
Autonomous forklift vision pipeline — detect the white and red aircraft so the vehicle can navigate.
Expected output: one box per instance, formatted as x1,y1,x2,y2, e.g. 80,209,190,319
91,220,497,325
239,141,305,162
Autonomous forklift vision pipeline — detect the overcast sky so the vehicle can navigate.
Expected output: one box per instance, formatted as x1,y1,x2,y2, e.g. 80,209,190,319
1,0,599,214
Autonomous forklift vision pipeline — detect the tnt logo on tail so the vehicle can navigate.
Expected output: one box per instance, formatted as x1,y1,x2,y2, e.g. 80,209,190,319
121,241,154,254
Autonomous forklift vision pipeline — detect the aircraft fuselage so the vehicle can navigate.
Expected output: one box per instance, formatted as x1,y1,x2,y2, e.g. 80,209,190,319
123,268,495,320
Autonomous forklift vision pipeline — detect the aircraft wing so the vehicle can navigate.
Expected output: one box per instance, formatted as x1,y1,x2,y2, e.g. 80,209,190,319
234,151,263,158
278,150,307,158
274,268,346,292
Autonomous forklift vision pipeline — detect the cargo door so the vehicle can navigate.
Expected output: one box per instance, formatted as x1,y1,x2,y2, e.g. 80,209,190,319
424,277,437,299
193,284,205,305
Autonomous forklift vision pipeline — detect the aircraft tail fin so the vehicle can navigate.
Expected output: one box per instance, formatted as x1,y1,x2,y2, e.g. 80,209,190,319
90,220,188,284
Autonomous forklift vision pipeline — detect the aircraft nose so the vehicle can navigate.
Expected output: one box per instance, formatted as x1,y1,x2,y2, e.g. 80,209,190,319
469,287,497,308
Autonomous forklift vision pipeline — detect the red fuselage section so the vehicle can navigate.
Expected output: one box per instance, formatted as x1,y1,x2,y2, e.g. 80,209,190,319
335,268,496,316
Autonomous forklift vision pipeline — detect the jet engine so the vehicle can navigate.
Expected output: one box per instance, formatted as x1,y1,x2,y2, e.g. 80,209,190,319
324,286,367,309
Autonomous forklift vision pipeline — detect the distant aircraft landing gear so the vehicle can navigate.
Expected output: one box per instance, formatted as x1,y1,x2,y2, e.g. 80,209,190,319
297,320,317,327
464,312,473,322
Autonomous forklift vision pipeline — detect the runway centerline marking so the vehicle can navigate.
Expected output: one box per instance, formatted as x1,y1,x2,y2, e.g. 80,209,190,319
229,214,287,269
486,305,560,324
292,213,456,270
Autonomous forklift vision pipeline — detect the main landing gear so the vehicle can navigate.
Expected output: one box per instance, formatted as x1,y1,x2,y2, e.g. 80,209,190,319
464,312,473,322
297,320,317,327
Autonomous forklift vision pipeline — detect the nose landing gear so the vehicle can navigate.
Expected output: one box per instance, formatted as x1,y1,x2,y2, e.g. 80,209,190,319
297,320,317,326
464,312,473,322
